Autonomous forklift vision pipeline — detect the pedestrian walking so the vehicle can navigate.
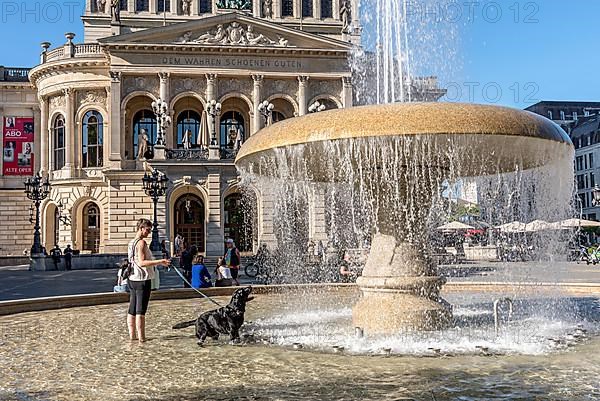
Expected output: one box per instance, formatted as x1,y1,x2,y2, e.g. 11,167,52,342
126,218,170,343
223,238,241,286
49,245,62,270
63,245,73,270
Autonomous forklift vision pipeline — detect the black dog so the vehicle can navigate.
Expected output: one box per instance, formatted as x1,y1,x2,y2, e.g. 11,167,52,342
172,287,254,345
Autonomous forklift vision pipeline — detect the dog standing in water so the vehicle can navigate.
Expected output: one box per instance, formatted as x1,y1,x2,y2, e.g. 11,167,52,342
172,287,254,345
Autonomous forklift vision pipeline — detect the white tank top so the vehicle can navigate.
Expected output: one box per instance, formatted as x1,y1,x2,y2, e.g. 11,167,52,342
128,238,155,281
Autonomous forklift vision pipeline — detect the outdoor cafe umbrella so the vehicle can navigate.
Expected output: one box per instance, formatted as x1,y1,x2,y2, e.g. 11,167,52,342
437,221,475,231
198,110,210,148
495,221,527,233
552,218,600,229
524,219,552,232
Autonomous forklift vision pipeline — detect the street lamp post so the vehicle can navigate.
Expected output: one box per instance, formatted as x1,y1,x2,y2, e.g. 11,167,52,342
258,100,274,126
308,100,326,113
142,168,169,252
24,172,51,254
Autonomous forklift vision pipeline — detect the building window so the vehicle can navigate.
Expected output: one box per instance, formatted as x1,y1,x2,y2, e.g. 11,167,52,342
577,175,585,190
302,0,312,17
133,110,157,159
576,156,584,171
200,0,212,13
220,111,245,150
120,0,128,10
83,203,100,253
82,110,104,168
321,0,332,17
547,110,553,120
590,153,594,168
53,115,65,170
591,173,596,188
560,111,565,120
176,110,202,148
158,0,170,12
136,0,149,12
282,0,293,16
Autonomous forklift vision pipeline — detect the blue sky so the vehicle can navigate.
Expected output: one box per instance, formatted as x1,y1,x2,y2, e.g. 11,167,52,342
1,0,598,109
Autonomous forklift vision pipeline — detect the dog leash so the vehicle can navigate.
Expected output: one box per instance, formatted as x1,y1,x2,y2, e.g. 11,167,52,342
169,265,222,307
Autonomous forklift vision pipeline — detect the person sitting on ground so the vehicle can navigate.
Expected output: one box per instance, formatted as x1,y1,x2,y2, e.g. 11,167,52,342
215,257,233,287
191,254,212,289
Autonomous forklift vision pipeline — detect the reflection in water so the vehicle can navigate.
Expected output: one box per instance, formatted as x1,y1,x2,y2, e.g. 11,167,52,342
0,290,599,400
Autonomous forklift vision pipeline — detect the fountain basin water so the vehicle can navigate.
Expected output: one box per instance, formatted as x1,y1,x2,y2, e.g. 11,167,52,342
0,286,598,400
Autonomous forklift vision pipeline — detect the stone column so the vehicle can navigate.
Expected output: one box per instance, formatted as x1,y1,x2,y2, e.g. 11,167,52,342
313,0,321,19
109,72,122,167
128,0,135,12
206,74,220,160
274,0,281,18
39,96,49,174
293,0,300,17
170,0,177,14
206,173,223,257
342,76,353,108
193,0,200,14
150,0,157,13
333,0,339,19
64,88,75,173
297,76,309,116
253,0,261,17
159,71,170,101
32,105,41,173
252,74,264,134
258,186,277,247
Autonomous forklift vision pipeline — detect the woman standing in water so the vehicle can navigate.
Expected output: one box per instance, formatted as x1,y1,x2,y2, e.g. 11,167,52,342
127,218,170,343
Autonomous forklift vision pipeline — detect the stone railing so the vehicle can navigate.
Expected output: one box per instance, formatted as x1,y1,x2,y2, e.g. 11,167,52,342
44,43,104,63
0,67,31,82
166,148,210,160
220,148,239,160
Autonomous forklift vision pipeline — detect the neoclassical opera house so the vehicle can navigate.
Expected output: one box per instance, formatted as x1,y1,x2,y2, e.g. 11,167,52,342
0,0,364,257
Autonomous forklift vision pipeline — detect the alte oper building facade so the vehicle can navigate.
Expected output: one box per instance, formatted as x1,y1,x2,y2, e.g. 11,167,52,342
0,0,362,257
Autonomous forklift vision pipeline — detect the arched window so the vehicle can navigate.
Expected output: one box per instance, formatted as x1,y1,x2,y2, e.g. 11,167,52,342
82,110,104,168
200,0,212,13
176,110,202,148
119,0,127,10
302,0,312,17
220,111,245,150
158,0,170,12
83,203,100,253
136,0,149,12
272,111,286,123
282,0,293,16
53,115,65,170
320,0,332,18
133,109,157,159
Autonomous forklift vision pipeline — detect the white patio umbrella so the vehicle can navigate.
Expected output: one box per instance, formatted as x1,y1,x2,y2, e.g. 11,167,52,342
495,221,527,233
198,110,210,148
554,218,600,229
233,128,243,151
437,221,475,230
524,219,552,232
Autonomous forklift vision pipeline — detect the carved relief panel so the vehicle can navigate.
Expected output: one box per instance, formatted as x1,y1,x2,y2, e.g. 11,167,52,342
76,89,107,108
309,79,343,100
217,77,253,99
263,79,297,99
171,77,207,99
49,94,66,113
122,75,160,98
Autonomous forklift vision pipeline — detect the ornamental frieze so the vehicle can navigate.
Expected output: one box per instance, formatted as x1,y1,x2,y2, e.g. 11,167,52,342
77,90,107,107
49,95,66,110
171,77,207,98
217,78,253,98
263,79,297,99
309,79,343,99
175,22,291,47
122,75,160,98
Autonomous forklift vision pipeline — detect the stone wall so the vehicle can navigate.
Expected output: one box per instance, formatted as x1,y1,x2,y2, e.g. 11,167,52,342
0,190,34,256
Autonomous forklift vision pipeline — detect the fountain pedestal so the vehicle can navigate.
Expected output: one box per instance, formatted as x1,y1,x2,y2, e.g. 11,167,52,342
352,234,452,334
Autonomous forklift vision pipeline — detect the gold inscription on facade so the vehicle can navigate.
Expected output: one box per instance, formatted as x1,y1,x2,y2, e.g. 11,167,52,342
161,57,302,69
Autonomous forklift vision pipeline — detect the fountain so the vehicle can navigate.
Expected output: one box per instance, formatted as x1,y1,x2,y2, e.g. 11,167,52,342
235,102,573,334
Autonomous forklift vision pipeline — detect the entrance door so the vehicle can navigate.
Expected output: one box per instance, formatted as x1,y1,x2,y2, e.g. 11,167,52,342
224,193,256,253
174,195,205,252
83,203,100,253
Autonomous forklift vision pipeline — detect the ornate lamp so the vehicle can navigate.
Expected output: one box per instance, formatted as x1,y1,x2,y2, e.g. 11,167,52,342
57,200,72,226
308,101,326,113
151,98,171,147
142,168,169,252
258,100,274,126
24,172,51,254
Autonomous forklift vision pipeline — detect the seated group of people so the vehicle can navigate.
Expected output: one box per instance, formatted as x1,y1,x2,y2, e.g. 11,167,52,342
188,255,237,288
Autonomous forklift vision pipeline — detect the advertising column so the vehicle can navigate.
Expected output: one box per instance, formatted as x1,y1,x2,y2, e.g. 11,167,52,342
3,117,34,176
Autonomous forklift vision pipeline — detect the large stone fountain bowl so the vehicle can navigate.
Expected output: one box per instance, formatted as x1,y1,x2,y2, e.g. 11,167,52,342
236,102,572,180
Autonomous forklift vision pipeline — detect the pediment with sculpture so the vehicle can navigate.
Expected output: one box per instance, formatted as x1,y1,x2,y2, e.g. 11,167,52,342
175,22,289,47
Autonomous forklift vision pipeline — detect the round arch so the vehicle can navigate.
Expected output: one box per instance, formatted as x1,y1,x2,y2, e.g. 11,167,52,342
308,94,343,110
170,91,206,110
218,92,253,112
266,94,299,117
120,91,158,111
42,202,59,249
71,198,103,254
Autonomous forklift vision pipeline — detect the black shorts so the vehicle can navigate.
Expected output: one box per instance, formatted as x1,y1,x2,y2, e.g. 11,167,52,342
230,267,239,279
128,280,152,315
